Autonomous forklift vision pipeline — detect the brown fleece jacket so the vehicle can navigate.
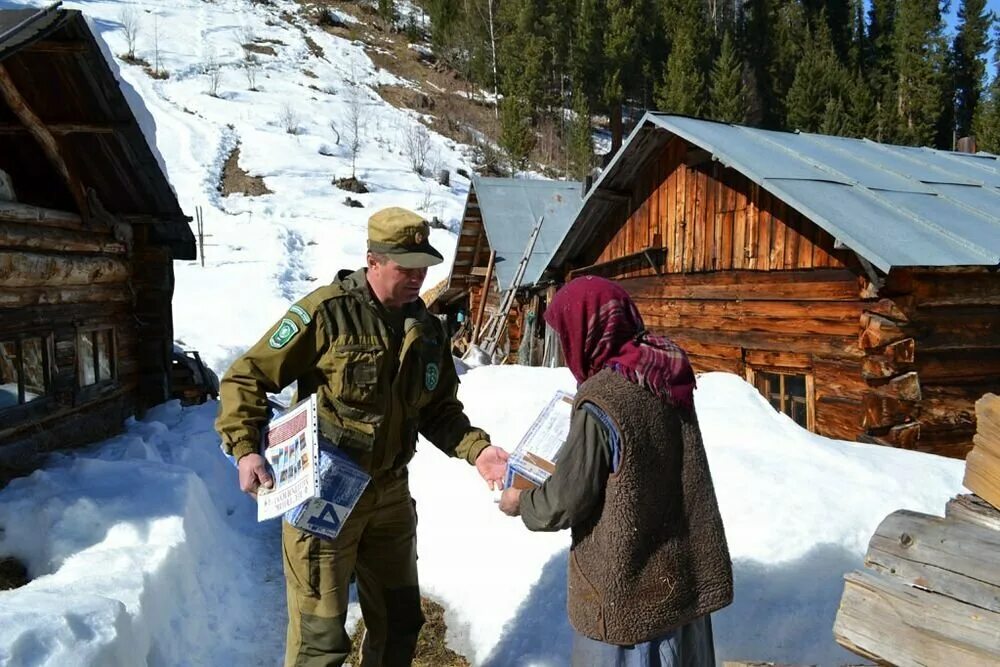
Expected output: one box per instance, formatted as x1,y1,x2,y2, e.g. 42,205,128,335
568,369,733,645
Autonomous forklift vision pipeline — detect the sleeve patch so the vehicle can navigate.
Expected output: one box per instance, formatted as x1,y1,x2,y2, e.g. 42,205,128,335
268,318,300,349
289,304,312,325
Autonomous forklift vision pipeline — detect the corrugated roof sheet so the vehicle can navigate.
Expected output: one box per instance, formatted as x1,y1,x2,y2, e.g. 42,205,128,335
472,176,583,289
640,114,1000,271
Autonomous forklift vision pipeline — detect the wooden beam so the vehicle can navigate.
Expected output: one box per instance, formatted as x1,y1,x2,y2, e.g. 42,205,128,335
592,187,631,203
22,40,89,54
0,122,123,135
0,64,90,221
472,250,496,345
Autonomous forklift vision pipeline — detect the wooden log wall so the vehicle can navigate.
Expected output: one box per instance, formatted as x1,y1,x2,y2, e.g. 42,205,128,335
0,202,157,475
864,269,1000,457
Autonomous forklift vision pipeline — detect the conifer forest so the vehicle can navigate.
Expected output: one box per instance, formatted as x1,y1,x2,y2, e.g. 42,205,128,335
413,0,1000,176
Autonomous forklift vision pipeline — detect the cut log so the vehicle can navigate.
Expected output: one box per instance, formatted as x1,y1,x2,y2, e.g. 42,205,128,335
834,569,1000,667
864,510,1000,613
862,393,918,430
0,284,132,308
617,269,861,302
0,202,84,230
0,222,125,254
859,313,907,350
945,495,1000,532
0,251,129,287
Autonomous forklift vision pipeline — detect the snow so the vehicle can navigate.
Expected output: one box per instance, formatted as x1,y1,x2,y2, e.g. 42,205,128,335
0,0,970,665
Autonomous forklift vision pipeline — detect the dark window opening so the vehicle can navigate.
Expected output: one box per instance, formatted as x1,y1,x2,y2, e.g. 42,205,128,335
0,336,50,411
79,328,116,387
755,370,809,429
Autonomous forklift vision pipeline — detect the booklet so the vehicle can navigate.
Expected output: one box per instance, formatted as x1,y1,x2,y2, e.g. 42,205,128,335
223,395,370,540
504,390,575,489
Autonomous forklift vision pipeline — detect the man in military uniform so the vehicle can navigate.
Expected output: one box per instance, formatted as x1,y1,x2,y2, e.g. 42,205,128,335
215,207,508,667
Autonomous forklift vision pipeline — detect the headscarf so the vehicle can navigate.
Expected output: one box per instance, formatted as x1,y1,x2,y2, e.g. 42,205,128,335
544,276,696,410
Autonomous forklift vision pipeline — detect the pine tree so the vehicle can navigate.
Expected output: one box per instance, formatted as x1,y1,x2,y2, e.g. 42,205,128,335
769,0,809,128
973,24,1000,152
708,31,749,123
499,96,535,172
378,0,396,28
571,0,606,114
893,0,949,146
952,0,993,138
603,0,641,150
655,0,710,116
786,19,850,133
568,88,594,179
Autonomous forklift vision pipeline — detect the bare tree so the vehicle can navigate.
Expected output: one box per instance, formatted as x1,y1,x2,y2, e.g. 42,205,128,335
402,123,432,174
152,12,162,76
236,24,257,49
118,4,140,61
328,120,341,145
344,82,366,178
243,53,260,91
280,103,301,134
205,53,223,97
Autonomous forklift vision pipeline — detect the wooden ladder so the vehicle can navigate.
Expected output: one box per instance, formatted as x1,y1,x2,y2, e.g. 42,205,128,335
479,215,544,358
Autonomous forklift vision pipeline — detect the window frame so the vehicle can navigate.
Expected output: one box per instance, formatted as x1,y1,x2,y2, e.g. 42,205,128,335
0,332,54,421
77,325,118,389
746,365,816,432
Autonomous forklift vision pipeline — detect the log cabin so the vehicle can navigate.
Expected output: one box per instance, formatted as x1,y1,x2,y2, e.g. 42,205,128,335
0,6,195,480
547,113,1000,458
439,176,581,364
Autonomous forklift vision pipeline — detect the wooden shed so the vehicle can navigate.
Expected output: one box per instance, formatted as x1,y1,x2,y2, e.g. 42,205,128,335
548,113,1000,458
0,6,195,479
439,176,581,364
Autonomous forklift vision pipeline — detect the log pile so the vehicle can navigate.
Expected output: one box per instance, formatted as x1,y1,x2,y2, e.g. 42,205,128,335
964,394,1000,510
834,492,1000,665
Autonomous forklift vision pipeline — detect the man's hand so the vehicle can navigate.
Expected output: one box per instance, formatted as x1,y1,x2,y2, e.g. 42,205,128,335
237,453,273,498
475,445,509,491
499,488,522,516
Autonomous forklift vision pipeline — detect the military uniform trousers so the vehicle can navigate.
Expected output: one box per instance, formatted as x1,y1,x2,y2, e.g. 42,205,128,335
282,471,424,667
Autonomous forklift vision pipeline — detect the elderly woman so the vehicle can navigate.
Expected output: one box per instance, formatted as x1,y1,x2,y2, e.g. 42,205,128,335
499,276,733,667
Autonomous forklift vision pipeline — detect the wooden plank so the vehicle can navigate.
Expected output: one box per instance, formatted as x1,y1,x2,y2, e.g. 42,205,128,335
964,447,1000,512
945,494,1000,532
771,200,786,270
865,509,1000,612
634,297,865,330
683,167,696,272
784,209,800,268
692,168,705,272
756,190,772,271
648,326,863,360
798,214,815,269
642,308,860,337
745,183,760,271
719,212,734,270
834,569,1000,666
744,349,812,370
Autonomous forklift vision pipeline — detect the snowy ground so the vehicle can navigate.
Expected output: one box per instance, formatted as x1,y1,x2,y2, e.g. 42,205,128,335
0,0,971,665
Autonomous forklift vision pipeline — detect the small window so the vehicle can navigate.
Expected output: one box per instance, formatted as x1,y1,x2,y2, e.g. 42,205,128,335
79,328,116,387
755,370,809,429
0,336,50,411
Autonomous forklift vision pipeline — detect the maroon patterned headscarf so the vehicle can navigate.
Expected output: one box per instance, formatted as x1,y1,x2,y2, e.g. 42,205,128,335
544,276,696,410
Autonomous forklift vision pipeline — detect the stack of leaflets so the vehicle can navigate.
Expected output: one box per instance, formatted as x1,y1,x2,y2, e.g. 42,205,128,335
224,395,370,540
504,390,575,489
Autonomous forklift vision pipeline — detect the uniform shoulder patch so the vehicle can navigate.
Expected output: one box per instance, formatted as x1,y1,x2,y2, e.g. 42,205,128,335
289,304,312,325
424,362,440,391
269,318,300,349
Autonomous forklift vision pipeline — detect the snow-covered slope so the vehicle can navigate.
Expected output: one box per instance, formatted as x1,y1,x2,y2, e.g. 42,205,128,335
3,0,472,374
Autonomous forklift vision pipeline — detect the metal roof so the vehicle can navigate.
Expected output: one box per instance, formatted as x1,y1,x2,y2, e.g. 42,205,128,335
553,113,1000,273
472,176,583,289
